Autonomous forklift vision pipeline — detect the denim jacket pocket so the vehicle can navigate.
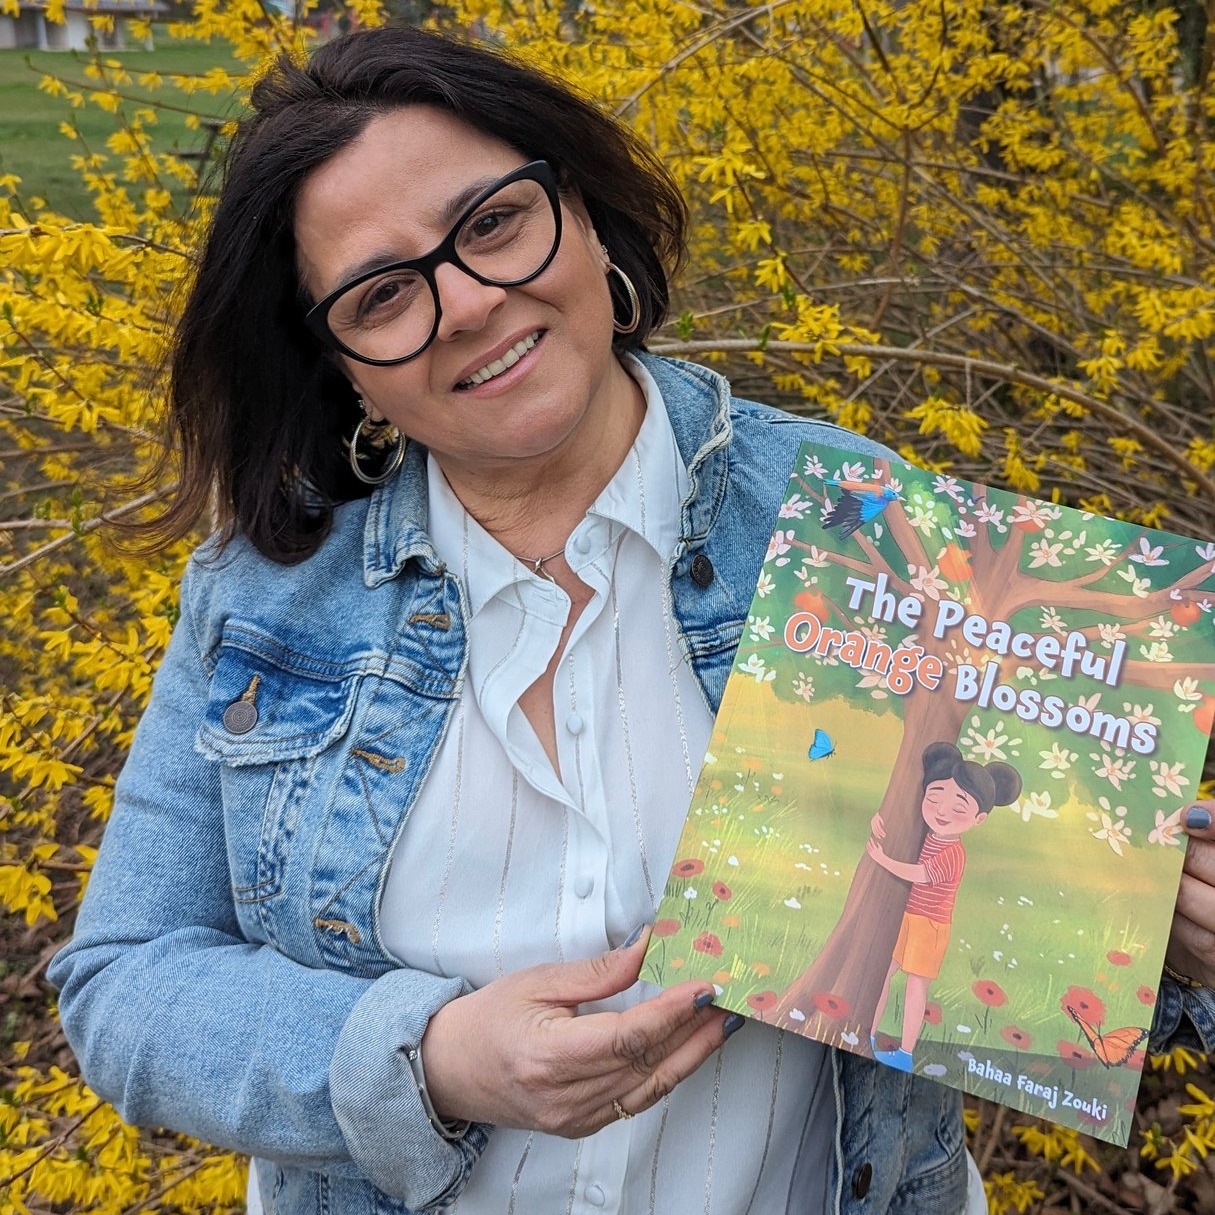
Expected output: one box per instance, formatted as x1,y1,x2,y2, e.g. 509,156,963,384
196,626,362,906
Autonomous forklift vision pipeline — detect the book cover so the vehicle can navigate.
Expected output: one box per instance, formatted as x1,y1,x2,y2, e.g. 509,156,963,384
641,441,1215,1146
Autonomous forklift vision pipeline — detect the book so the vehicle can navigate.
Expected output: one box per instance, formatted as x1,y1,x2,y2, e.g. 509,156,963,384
640,441,1215,1146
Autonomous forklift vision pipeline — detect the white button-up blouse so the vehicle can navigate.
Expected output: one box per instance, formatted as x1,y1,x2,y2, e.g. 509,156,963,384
379,357,831,1214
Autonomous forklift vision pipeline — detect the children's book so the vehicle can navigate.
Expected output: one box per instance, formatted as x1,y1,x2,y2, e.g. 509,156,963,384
641,441,1215,1146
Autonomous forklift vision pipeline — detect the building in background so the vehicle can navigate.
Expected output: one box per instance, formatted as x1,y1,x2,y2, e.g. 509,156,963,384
0,0,168,51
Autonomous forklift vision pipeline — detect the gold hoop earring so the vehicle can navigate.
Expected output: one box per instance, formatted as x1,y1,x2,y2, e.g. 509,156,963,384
605,260,641,335
348,403,406,486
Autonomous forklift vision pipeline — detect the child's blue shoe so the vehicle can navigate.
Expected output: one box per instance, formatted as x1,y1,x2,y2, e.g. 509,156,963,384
873,1047,914,1072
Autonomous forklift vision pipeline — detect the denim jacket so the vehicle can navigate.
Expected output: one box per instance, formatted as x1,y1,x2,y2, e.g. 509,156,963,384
51,353,1206,1215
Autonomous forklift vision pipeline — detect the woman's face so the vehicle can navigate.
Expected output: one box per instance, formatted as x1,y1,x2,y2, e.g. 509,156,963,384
921,777,987,836
294,105,627,482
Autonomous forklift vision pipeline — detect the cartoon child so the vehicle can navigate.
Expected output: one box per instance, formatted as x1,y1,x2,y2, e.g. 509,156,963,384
867,740,1022,1072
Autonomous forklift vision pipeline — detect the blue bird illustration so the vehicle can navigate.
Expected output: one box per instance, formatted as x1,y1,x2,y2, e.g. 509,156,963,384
821,478,901,539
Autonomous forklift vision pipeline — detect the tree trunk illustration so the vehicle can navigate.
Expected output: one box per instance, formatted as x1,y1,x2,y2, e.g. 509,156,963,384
774,680,969,1042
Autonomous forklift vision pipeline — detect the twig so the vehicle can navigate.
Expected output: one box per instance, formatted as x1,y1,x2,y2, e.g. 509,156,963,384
1052,1165,1135,1215
0,483,174,581
978,1103,1007,1174
612,0,800,118
0,1100,103,1188
123,1158,210,1214
648,338,1215,507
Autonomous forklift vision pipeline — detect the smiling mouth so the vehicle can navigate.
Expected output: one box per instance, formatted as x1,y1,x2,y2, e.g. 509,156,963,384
457,331,542,388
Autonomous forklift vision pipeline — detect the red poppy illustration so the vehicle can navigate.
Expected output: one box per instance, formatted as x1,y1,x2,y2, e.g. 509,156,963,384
692,932,723,956
1137,984,1156,1006
923,1003,943,1026
652,918,681,938
972,980,1008,1008
1106,949,1133,967
1056,1040,1098,1070
672,858,705,878
1060,985,1106,1024
1000,1025,1033,1050
811,991,851,1018
747,991,778,1014
712,880,733,901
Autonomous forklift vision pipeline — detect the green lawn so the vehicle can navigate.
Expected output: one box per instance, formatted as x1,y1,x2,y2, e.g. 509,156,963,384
0,35,243,218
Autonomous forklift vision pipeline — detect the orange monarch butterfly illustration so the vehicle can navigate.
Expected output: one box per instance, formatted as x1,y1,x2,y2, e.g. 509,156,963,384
1066,1005,1149,1068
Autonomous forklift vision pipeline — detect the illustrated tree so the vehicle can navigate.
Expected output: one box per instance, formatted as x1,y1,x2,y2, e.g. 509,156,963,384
761,458,1215,1040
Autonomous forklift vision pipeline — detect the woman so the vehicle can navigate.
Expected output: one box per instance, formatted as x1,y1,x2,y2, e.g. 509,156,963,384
49,25,1215,1215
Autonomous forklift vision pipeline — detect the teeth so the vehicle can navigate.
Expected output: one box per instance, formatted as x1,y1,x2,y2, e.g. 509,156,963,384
460,333,539,387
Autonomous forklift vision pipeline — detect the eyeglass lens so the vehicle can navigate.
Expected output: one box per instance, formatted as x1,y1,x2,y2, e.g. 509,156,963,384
324,174,559,363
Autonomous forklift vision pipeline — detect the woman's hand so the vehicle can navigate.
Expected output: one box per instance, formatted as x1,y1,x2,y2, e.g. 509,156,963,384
1167,799,1215,990
419,928,735,1137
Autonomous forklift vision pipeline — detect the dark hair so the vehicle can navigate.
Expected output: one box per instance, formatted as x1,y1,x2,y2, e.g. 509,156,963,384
919,741,1022,815
144,27,688,563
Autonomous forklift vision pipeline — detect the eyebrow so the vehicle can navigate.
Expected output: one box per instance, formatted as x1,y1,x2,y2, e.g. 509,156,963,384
325,172,515,296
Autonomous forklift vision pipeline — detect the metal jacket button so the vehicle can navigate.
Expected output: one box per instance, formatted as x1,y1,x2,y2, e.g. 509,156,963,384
222,700,258,734
690,553,714,587
851,1162,873,1198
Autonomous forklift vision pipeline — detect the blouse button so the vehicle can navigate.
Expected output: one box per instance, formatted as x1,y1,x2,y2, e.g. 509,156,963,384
573,874,594,899
690,553,714,587
584,1184,606,1207
222,700,258,734
566,712,585,736
575,532,592,554
851,1162,873,1198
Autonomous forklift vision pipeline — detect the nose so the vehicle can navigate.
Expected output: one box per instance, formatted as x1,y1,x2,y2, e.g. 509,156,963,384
433,261,507,342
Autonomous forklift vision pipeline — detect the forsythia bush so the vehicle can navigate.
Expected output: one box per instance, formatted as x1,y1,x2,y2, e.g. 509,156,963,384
472,0,1215,535
1,0,1213,1210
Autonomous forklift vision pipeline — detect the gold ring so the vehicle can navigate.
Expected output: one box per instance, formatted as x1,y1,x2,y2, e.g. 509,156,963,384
611,1098,633,1121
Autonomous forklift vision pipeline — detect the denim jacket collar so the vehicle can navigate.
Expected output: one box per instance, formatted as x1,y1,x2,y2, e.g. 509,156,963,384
361,352,732,589
362,441,441,588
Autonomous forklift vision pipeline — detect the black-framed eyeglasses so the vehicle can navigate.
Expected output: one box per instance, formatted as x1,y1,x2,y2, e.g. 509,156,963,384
304,160,562,367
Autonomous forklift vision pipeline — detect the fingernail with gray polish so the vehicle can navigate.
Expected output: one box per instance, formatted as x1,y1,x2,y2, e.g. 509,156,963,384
723,1013,746,1038
1186,806,1212,831
617,924,648,949
694,991,715,1011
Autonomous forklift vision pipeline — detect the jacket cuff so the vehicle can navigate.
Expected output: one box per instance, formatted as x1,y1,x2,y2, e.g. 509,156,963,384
330,968,492,1209
1148,973,1215,1055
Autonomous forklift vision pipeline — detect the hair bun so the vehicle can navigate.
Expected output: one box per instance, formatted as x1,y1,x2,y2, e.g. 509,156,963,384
984,762,1022,807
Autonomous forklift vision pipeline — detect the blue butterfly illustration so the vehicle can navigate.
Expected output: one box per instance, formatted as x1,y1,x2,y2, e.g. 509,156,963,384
808,728,836,761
